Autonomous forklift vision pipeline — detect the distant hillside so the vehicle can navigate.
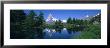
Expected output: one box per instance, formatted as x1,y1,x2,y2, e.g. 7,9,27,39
83,13,101,23
90,13,101,23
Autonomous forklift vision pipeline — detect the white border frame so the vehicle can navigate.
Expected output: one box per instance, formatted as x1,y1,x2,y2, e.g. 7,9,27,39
4,4,107,45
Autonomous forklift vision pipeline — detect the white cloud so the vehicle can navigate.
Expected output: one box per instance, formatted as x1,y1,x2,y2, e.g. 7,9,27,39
86,15,89,17
62,20,67,23
46,19,49,22
53,18,58,21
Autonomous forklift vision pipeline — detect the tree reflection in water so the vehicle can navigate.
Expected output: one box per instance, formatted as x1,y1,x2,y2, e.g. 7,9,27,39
34,28,44,39
67,29,72,34
55,28,62,33
25,27,82,39
42,27,81,39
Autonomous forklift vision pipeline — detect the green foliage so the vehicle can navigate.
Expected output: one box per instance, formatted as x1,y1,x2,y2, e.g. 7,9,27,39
10,10,26,39
66,17,87,32
67,17,72,24
55,20,63,28
34,11,45,29
74,24,101,39
24,10,36,30
10,10,101,39
10,10,26,23
29,10,36,18
10,10,45,39
74,14,101,39
23,11,45,38
66,24,73,30
46,20,64,29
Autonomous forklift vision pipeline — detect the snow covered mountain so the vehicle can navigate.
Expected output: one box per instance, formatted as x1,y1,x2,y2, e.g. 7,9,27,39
46,13,58,24
46,14,58,22
83,13,100,20
46,13,67,24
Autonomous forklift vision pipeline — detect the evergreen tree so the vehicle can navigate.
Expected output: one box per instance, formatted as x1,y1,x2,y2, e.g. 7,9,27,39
67,17,72,24
34,11,45,29
22,10,37,38
72,18,76,24
38,11,45,27
24,10,36,30
10,10,26,39
10,10,26,23
29,10,36,19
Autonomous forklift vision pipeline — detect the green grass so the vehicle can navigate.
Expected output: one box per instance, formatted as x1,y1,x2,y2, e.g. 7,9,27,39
74,24,101,39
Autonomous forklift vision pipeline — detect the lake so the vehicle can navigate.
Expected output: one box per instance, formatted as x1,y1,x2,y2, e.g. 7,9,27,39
42,28,81,39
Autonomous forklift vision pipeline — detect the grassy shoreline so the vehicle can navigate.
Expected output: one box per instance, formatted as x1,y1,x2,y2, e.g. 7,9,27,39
73,24,101,39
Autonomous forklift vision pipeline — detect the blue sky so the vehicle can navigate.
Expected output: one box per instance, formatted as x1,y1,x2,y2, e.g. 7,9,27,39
24,10,101,20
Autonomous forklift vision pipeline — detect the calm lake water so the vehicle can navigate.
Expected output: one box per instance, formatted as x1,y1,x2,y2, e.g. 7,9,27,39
42,28,81,39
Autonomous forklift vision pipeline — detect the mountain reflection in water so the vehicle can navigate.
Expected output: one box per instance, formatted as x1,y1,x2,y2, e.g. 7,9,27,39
42,28,81,39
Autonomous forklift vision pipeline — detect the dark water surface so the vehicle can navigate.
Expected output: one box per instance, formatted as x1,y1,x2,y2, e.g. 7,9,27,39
34,28,81,39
